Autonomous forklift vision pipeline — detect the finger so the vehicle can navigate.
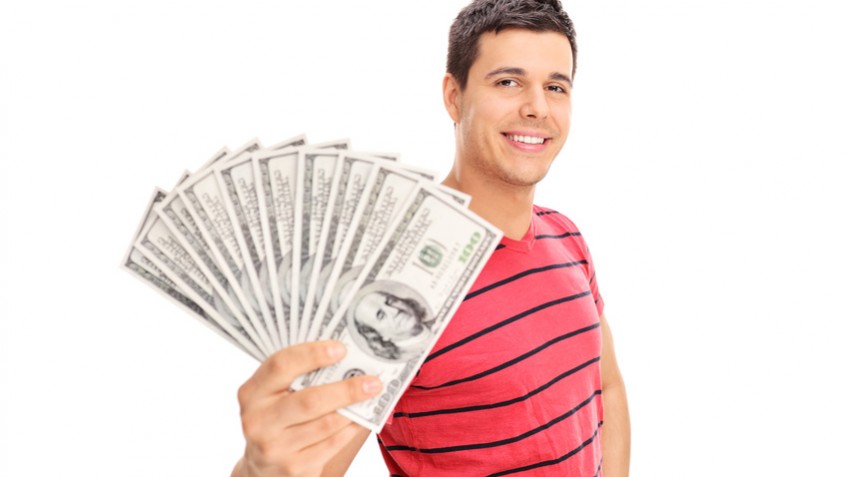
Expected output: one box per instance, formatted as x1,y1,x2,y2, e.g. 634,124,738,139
239,341,347,403
237,395,349,448
241,412,355,473
274,423,365,477
277,375,383,426
273,411,352,452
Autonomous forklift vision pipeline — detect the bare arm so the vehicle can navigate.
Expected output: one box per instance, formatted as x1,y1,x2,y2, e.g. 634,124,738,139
231,341,381,477
599,312,631,477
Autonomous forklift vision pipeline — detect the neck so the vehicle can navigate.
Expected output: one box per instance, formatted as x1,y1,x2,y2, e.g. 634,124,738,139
442,166,535,240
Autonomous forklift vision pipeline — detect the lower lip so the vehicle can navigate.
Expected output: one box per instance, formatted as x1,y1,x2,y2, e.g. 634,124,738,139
503,134,548,153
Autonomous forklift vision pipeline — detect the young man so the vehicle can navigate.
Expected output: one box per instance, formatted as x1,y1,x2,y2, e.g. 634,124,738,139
232,1,630,475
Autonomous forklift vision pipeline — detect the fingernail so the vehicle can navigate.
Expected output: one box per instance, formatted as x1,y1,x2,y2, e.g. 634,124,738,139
326,342,345,359
362,378,382,395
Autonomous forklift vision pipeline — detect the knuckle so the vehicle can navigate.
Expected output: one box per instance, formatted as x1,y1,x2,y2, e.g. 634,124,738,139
240,417,256,440
347,378,364,401
252,439,273,461
277,459,307,477
236,382,252,408
325,426,351,448
241,412,263,442
297,392,322,415
266,351,288,375
317,413,342,434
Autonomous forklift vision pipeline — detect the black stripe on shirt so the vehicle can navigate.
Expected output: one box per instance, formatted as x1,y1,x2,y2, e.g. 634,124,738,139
535,231,581,240
486,420,603,476
412,323,600,390
464,260,588,302
425,290,593,363
394,356,600,419
535,210,560,217
384,390,602,454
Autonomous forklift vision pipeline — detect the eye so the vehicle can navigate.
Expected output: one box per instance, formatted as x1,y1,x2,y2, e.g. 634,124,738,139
497,79,519,87
377,309,385,321
547,84,568,94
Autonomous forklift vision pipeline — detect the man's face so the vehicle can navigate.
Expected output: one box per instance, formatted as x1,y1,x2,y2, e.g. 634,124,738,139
354,292,421,341
445,29,574,188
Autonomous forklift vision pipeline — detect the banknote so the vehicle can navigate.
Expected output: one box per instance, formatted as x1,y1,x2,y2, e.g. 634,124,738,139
155,185,273,355
126,136,503,413
170,140,280,351
216,136,307,347
295,183,502,431
297,147,398,342
296,149,346,343
254,148,303,347
197,146,230,172
303,154,403,342
154,166,270,354
264,135,308,154
132,188,268,358
252,140,350,346
307,163,438,343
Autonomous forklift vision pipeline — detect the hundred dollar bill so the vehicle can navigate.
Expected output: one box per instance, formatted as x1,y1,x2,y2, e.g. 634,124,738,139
297,145,388,343
197,146,231,172
303,152,401,342
216,135,307,347
154,147,275,355
134,188,269,358
123,189,264,361
296,183,502,431
155,185,265,345
253,140,350,346
308,138,350,151
308,163,445,343
296,149,346,344
437,184,471,207
159,161,270,354
254,148,302,347
168,139,280,351
265,134,308,153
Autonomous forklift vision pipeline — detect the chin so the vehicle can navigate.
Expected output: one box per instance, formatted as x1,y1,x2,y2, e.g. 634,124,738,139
499,168,550,188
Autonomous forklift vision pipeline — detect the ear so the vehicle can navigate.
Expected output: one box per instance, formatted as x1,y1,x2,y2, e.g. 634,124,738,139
442,73,462,124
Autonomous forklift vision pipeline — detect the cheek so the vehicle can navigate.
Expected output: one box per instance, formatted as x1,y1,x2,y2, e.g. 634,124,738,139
554,106,572,138
465,109,505,146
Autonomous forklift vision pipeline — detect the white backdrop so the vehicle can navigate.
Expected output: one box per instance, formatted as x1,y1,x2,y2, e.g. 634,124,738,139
2,1,846,475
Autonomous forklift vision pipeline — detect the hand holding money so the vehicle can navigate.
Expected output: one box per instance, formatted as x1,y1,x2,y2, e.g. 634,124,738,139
122,135,501,433
232,341,379,477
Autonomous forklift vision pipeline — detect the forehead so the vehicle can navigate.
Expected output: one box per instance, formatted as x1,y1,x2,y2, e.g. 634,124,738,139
359,292,386,309
471,28,574,77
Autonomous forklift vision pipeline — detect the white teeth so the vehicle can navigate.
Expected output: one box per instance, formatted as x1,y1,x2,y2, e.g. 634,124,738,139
507,134,545,145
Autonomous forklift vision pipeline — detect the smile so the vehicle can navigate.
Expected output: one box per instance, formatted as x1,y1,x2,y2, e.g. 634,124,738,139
503,133,547,145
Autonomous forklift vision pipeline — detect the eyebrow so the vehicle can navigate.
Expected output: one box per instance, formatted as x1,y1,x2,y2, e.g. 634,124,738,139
485,67,573,87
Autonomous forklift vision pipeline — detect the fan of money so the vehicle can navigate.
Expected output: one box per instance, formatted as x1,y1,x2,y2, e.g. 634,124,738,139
122,135,501,430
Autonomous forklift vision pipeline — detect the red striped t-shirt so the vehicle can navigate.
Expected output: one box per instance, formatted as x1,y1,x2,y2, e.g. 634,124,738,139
378,206,605,476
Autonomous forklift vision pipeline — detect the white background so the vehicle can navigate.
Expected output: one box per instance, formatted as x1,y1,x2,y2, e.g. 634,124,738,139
2,1,846,475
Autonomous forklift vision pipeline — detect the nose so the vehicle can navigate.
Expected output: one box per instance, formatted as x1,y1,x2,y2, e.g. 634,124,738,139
519,87,549,120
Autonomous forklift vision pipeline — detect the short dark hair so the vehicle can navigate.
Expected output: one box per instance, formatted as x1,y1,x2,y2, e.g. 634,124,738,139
447,0,577,90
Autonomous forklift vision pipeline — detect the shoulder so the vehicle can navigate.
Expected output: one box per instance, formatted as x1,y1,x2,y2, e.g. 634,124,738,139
532,204,592,255
532,205,582,235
